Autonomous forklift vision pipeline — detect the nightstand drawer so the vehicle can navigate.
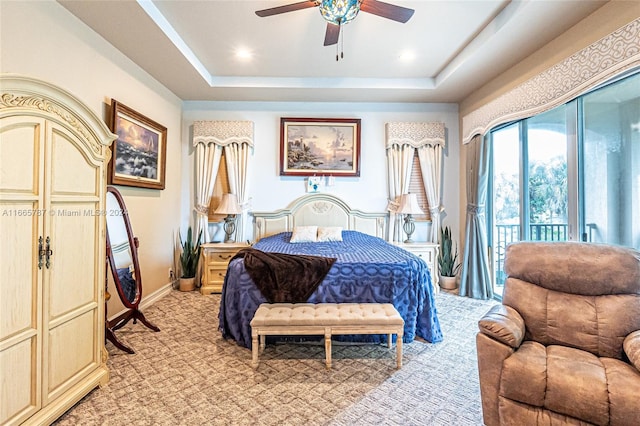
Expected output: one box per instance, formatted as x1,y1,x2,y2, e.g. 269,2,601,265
409,249,435,263
200,242,250,294
207,250,237,264
206,266,227,284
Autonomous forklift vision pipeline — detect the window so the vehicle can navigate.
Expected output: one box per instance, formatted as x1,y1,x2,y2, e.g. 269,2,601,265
208,151,230,222
489,70,640,296
490,123,521,287
582,74,640,247
409,150,430,221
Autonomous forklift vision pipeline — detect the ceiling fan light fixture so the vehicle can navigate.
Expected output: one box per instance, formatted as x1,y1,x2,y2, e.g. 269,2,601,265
319,0,360,25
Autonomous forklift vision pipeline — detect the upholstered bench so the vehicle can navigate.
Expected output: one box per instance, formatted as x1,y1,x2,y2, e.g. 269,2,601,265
250,303,404,369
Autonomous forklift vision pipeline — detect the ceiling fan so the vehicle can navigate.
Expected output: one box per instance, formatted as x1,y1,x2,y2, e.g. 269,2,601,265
255,0,415,51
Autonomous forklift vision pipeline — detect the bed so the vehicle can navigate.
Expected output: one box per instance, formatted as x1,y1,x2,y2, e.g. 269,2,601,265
218,193,442,348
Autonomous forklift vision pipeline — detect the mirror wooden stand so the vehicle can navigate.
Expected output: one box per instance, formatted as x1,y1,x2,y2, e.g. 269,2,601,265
105,186,159,354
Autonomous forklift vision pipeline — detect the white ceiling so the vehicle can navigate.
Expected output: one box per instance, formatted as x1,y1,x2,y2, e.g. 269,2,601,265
58,0,608,103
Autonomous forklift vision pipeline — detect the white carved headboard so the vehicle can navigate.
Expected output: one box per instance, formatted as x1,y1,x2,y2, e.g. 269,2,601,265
251,193,388,241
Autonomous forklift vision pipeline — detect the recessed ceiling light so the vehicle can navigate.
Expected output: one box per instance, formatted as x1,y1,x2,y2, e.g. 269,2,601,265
235,48,253,61
398,51,416,63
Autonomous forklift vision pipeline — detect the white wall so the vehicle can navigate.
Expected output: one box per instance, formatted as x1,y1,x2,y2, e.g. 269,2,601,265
1,1,183,313
182,101,460,243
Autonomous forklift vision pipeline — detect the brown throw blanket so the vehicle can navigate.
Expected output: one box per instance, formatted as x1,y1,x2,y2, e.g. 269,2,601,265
230,248,336,303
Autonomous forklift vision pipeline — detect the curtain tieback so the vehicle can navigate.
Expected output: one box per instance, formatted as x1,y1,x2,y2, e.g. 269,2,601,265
194,204,209,215
467,203,485,214
386,198,400,213
239,198,252,211
429,206,443,216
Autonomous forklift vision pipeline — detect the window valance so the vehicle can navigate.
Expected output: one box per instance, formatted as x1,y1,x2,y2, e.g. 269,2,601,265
193,120,254,147
385,121,445,149
462,18,640,144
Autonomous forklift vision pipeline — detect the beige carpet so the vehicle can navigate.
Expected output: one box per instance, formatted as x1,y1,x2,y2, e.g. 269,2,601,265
54,289,497,425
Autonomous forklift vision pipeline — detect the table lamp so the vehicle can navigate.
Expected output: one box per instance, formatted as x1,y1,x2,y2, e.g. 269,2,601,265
214,193,242,243
397,193,424,243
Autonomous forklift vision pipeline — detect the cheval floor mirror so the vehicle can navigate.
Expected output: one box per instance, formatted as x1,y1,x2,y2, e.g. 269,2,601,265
104,185,159,353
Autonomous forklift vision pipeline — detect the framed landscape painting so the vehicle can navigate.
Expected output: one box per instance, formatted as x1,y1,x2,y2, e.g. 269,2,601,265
108,99,167,190
280,117,361,177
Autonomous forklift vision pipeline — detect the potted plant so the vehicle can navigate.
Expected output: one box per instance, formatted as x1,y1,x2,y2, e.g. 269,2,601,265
179,226,202,292
438,226,461,290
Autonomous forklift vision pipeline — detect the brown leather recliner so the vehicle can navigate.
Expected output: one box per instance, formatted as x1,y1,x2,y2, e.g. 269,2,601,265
476,242,640,426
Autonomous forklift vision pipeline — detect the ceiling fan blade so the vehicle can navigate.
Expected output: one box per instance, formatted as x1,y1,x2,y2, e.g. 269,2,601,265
360,0,415,23
323,23,340,46
255,1,318,17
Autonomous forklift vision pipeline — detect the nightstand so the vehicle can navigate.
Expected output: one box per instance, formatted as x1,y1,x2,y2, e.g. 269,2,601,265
394,242,440,293
200,242,250,294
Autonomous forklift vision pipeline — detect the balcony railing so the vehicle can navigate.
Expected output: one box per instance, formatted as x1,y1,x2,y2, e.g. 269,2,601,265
494,223,570,288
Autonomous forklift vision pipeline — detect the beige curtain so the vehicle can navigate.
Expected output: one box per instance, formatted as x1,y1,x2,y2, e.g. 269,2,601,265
386,122,446,243
385,143,414,242
459,134,493,299
193,141,223,242
417,143,444,243
193,121,254,243
224,140,252,242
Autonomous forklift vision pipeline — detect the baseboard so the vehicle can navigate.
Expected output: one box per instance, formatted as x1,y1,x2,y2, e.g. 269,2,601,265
108,281,174,322
140,281,174,310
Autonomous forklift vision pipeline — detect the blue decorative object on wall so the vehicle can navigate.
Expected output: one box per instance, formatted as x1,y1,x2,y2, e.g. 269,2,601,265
306,176,324,193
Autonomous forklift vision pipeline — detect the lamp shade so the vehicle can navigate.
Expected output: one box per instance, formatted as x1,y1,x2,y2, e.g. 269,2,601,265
214,193,242,215
319,0,360,25
397,193,424,215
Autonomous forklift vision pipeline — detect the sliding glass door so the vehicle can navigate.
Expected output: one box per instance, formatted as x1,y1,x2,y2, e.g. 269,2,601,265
491,123,520,290
582,75,640,247
526,106,570,244
489,70,639,297
490,107,570,295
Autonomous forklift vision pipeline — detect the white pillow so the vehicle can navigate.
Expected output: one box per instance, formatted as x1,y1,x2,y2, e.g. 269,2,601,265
317,226,343,242
289,226,318,243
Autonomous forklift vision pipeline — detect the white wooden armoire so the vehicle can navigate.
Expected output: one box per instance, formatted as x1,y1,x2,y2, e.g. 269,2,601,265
0,75,115,425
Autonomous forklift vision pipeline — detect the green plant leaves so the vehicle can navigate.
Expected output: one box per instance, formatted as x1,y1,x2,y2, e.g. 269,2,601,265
180,226,202,278
438,226,461,277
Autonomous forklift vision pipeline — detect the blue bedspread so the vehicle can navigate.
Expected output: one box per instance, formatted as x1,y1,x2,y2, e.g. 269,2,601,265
218,231,442,348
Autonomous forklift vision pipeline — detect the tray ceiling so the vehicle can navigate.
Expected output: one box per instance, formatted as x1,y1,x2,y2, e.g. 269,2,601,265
59,0,608,103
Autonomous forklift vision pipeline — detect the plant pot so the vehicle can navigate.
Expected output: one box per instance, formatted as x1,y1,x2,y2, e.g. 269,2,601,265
179,277,196,292
439,275,457,290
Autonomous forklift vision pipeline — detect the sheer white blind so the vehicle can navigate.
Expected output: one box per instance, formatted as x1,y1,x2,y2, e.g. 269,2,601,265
208,151,230,221
409,150,430,221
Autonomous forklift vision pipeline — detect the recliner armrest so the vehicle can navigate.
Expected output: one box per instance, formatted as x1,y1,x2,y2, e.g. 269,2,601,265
478,305,525,349
624,330,640,372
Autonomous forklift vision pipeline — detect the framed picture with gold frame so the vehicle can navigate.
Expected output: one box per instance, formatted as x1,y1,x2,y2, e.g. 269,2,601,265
108,99,167,190
280,117,361,177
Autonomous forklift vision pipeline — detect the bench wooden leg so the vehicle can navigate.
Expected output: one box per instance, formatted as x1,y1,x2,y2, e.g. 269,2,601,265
325,328,332,370
396,331,403,369
251,330,259,369
387,333,392,348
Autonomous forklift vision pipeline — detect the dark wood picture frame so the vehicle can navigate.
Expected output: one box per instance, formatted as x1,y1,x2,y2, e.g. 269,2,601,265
280,117,361,177
108,99,167,190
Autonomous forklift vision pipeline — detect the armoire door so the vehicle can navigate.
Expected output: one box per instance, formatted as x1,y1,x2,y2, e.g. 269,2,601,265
44,121,105,404
0,115,46,424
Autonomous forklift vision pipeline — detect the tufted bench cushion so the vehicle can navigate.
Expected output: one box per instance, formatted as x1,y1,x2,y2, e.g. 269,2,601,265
251,303,404,326
250,303,404,369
